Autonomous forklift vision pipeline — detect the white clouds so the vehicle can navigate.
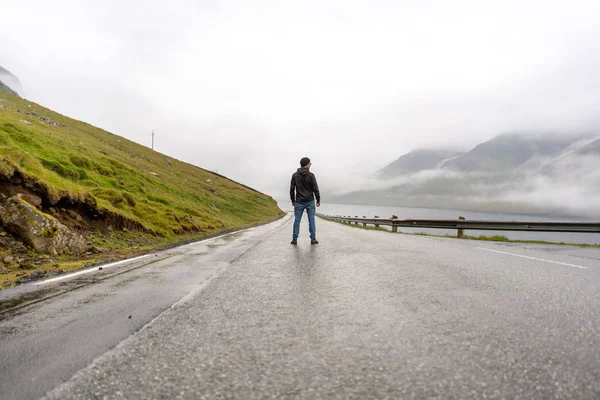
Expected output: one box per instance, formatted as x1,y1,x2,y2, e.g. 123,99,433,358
1,0,600,200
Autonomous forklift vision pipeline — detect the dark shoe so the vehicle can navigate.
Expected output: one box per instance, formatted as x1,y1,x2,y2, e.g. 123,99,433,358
311,239,319,245
290,239,298,245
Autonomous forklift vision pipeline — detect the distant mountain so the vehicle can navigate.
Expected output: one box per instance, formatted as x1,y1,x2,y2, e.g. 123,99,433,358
333,132,600,217
0,66,22,97
440,133,581,173
572,137,600,156
538,137,600,180
376,149,463,178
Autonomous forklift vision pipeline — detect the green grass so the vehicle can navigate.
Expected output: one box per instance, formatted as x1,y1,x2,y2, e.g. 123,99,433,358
0,92,284,236
319,215,600,248
0,91,285,287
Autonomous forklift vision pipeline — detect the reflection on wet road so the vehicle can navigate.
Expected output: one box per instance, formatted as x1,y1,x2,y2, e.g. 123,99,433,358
4,213,600,399
0,215,291,400
46,217,600,399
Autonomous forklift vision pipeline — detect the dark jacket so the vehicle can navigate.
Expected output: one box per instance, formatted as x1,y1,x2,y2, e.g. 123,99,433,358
290,168,320,203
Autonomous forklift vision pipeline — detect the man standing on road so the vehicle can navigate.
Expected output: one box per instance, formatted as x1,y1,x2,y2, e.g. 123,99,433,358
290,157,320,245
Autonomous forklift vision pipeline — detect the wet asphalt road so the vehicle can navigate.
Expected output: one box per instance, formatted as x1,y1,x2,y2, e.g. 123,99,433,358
3,214,600,399
0,216,291,400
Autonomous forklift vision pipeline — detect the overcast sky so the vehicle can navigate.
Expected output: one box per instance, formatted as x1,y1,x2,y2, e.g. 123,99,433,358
2,0,600,199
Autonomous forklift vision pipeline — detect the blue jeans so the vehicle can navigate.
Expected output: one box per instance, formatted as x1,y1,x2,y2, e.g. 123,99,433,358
293,201,316,240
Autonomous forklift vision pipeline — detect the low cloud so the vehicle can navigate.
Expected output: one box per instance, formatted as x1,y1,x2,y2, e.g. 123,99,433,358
2,1,600,209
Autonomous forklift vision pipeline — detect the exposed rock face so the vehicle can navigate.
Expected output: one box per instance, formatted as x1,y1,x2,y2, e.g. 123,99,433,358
0,197,86,256
16,193,42,208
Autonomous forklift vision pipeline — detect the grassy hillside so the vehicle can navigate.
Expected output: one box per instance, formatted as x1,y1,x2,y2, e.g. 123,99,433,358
0,91,284,286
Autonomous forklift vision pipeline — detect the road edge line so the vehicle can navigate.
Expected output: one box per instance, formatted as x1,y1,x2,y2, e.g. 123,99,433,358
476,247,588,269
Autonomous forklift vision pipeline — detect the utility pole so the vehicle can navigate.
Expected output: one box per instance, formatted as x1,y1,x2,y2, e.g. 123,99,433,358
151,130,155,150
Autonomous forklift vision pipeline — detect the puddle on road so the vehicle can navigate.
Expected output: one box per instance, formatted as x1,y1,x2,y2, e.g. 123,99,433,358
111,268,168,289
0,287,62,317
207,232,246,248
167,255,211,268
184,251,210,257
223,232,245,241
111,274,147,289
0,228,263,321
0,255,175,321
77,292,113,306
0,326,18,334
147,274,165,285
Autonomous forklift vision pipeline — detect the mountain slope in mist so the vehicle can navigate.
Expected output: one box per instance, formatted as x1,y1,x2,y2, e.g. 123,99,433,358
377,149,463,178
537,137,600,181
569,137,600,156
441,133,584,173
334,132,600,217
0,66,22,97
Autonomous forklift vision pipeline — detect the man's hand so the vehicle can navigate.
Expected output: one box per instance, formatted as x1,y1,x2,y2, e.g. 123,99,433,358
317,202,321,207
292,202,296,207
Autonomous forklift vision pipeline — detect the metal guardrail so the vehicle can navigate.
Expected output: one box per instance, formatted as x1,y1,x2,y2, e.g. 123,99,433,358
319,214,600,238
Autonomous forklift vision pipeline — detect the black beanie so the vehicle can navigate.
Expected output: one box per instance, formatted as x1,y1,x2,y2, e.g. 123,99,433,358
300,157,311,167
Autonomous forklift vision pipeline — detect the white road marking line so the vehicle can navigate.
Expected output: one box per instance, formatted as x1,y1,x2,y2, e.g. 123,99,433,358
34,215,293,287
476,247,588,269
35,254,151,285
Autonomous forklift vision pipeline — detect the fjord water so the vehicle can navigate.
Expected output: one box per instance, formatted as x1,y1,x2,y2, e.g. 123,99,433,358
278,201,600,245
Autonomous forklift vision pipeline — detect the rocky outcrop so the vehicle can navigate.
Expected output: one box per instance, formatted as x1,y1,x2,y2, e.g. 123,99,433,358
16,193,42,207
0,197,86,255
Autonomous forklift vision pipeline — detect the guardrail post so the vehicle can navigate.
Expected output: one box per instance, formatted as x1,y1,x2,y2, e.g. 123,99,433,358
457,216,465,238
391,215,398,232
